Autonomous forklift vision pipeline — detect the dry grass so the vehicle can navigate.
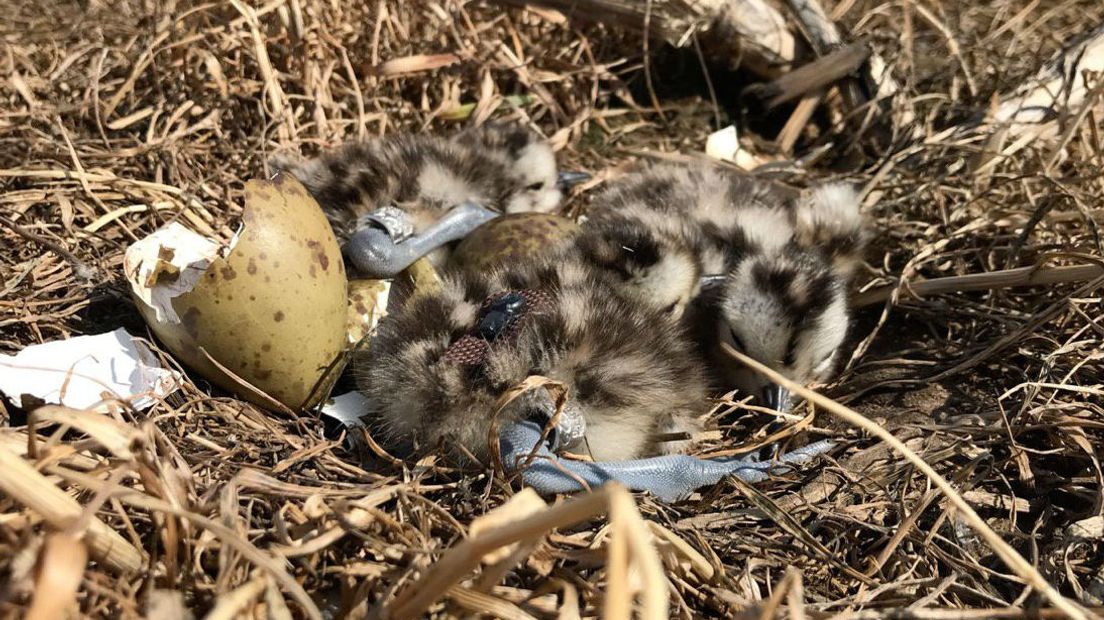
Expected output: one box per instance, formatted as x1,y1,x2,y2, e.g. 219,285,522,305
3,0,1104,617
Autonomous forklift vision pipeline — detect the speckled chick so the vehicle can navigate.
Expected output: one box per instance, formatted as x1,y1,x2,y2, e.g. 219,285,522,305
572,162,868,402
274,123,563,265
356,251,708,463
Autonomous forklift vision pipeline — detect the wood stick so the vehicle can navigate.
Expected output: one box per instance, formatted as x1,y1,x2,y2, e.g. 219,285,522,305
776,91,823,153
852,263,1104,308
782,0,865,109
493,0,798,76
745,41,870,108
782,0,911,129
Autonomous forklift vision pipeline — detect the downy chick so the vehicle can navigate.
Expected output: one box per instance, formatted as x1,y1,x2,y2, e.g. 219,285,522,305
574,162,788,317
357,247,834,501
703,183,866,410
275,123,585,277
358,250,709,463
574,163,867,410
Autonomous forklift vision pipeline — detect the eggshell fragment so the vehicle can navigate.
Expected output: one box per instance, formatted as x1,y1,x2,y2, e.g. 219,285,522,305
705,125,740,161
347,279,390,345
124,174,347,410
705,124,764,170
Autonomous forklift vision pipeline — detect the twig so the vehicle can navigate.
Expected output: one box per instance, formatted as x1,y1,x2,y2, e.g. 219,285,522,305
781,0,864,109
852,263,1104,308
745,41,870,108
782,0,910,130
0,445,144,573
49,465,323,620
777,91,823,153
0,215,97,280
386,484,666,620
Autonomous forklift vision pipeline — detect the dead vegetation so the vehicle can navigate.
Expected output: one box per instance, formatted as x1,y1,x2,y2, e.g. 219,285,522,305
2,0,1104,617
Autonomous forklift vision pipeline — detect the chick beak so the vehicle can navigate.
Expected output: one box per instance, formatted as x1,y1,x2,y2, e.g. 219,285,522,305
556,171,591,190
760,384,790,413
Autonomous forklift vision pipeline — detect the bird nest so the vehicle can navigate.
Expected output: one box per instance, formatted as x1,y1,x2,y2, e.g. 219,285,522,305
2,0,1104,617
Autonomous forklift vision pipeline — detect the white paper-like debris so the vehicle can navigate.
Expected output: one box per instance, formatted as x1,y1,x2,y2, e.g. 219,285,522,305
123,222,222,324
0,328,181,411
705,125,740,161
705,125,761,171
321,391,369,428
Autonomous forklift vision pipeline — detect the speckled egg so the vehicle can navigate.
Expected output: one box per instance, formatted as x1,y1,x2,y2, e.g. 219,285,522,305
127,174,347,410
452,213,579,272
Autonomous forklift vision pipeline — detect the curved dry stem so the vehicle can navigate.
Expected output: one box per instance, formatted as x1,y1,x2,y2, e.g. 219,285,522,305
852,263,1104,308
721,342,1092,620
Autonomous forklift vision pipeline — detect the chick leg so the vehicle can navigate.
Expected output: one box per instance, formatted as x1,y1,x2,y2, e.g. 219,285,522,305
499,420,833,503
344,202,498,278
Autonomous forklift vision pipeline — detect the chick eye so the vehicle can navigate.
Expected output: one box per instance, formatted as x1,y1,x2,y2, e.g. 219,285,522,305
526,182,544,191
729,329,746,352
663,301,679,315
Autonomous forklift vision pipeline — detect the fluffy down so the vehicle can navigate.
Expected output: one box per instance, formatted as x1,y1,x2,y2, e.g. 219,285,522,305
273,123,562,245
356,251,709,463
793,182,868,278
574,162,868,401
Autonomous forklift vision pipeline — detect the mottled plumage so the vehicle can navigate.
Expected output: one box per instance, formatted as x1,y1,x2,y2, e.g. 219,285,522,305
573,162,868,401
357,251,708,463
275,123,562,266
689,243,851,398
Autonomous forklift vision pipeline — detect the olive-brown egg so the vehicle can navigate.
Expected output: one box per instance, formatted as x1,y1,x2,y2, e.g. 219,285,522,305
452,213,579,272
125,174,347,410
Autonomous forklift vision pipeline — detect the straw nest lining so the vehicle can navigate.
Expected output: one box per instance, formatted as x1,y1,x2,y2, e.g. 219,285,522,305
2,0,1104,617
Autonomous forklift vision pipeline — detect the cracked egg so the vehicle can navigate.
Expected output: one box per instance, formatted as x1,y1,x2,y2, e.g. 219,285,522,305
124,174,347,410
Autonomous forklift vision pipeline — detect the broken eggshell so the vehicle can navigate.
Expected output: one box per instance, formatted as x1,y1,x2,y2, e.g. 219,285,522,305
346,278,390,345
382,256,444,315
124,174,347,411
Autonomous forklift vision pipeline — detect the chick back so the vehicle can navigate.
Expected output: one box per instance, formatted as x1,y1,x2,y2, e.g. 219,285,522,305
583,162,796,274
276,127,539,241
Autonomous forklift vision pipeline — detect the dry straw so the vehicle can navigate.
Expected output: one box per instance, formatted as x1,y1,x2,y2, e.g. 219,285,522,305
725,343,1092,620
3,0,1104,617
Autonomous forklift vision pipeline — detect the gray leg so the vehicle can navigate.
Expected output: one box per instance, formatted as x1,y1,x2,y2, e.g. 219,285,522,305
499,420,833,503
344,202,499,278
